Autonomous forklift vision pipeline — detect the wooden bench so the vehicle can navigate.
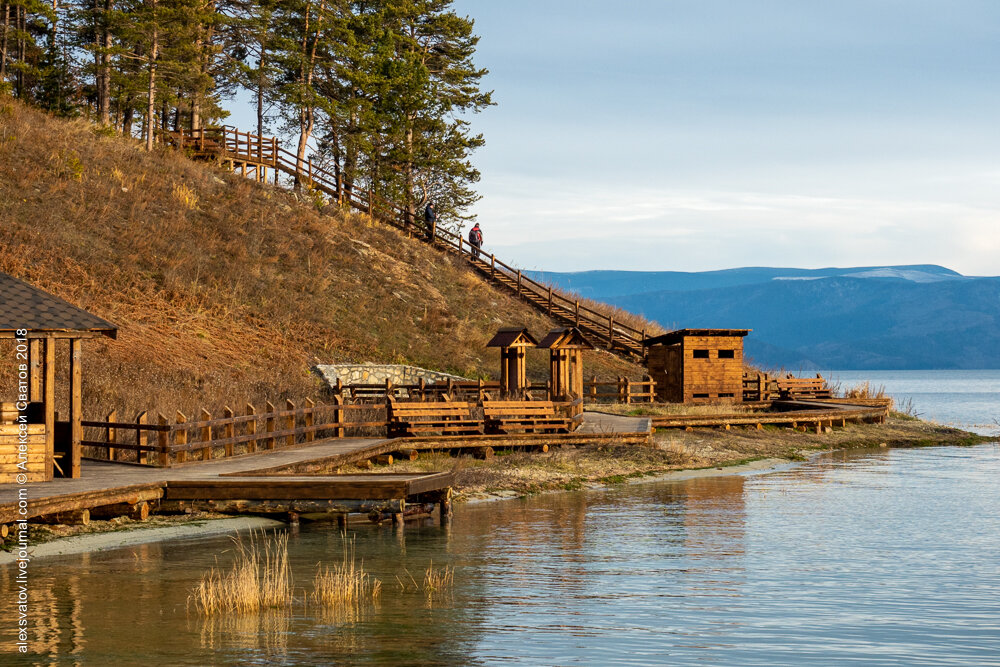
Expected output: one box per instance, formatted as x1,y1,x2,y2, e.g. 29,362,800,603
776,378,832,399
482,400,573,435
386,398,482,437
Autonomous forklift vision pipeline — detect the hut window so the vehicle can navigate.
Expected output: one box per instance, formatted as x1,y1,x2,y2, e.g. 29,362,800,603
693,393,710,398
719,392,735,398
693,349,710,359
718,349,735,359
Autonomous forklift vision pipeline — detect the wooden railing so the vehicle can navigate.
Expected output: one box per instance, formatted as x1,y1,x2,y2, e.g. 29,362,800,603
79,398,385,467
584,376,656,404
158,125,650,358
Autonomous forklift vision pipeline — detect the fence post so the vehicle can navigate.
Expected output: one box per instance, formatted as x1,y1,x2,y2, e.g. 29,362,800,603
335,377,343,399
644,375,655,403
547,287,553,313
222,406,235,457
618,377,626,404
304,398,315,442
516,270,522,295
175,411,187,464
245,403,257,453
478,378,485,402
591,375,598,403
491,254,495,278
447,379,455,400
106,409,117,462
285,399,296,447
575,301,580,326
199,408,212,461
624,377,632,405
608,315,615,348
334,395,345,438
418,378,426,401
135,411,148,465
264,401,276,450
157,413,169,467
271,137,277,166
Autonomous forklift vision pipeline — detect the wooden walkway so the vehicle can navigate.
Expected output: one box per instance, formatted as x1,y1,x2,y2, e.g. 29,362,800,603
158,127,648,358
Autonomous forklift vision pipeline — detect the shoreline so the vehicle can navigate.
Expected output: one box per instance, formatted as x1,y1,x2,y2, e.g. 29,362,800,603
2,417,993,564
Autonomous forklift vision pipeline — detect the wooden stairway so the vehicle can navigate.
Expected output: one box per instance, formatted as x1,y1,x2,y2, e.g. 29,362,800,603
158,126,649,358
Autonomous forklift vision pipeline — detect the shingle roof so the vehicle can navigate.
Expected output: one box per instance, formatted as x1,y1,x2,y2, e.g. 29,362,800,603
485,327,539,348
538,327,594,350
0,272,117,337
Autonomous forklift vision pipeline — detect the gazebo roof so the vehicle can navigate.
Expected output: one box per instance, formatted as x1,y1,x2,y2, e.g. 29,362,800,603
539,327,594,350
643,328,750,347
0,272,117,338
485,327,539,348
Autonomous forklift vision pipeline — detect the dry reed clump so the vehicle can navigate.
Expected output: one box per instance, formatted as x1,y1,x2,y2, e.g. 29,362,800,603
189,531,293,615
310,539,382,609
842,381,889,401
394,561,455,599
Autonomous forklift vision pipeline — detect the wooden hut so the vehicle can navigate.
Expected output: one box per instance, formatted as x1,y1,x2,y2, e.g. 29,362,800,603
485,327,539,399
644,329,749,404
539,327,592,415
0,272,117,481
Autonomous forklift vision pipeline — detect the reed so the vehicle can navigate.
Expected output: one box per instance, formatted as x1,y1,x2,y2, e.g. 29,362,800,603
310,539,381,609
422,560,454,595
189,531,293,615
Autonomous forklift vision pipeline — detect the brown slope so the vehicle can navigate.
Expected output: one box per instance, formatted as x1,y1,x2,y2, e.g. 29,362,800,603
0,99,643,417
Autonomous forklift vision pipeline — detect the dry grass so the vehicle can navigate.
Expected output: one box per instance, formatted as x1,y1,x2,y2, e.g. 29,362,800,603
841,381,888,400
394,561,455,601
189,531,293,615
0,98,643,418
310,539,381,609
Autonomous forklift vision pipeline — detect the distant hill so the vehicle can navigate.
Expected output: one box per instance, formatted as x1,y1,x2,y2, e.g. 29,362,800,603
530,266,1000,370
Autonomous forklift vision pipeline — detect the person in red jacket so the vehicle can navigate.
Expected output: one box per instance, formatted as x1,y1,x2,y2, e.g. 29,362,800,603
468,222,483,259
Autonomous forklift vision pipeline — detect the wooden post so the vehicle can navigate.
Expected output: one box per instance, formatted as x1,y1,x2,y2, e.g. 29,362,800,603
608,315,615,349
304,398,315,442
335,377,343,398
271,137,277,166
285,399,296,447
69,338,82,478
618,376,626,404
174,411,187,464
136,411,148,465
516,270,522,295
28,339,41,401
105,410,117,462
43,338,55,479
478,378,485,402
575,301,580,326
157,413,169,467
624,377,632,405
200,408,212,461
418,378,426,401
334,395,345,438
491,253,495,278
264,401,275,450
385,378,393,399
547,287,553,313
245,403,257,453
222,406,235,457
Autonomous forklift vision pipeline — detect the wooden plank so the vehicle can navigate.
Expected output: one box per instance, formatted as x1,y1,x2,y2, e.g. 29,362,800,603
69,338,82,478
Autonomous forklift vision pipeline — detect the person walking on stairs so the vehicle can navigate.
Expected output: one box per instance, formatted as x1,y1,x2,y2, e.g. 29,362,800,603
468,222,483,259
424,202,437,240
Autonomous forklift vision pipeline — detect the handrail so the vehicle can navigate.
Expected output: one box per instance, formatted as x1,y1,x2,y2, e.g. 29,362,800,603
159,125,649,356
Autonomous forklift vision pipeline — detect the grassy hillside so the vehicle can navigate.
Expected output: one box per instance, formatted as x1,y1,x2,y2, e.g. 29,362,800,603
0,99,644,417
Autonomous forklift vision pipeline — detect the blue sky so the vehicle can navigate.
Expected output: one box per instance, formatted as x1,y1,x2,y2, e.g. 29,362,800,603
443,1,1000,274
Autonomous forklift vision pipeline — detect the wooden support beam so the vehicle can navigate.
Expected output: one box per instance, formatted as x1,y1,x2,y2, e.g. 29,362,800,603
246,404,257,453
156,413,169,467
304,398,315,443
200,408,212,461
35,509,90,526
175,411,188,463
69,338,82,478
136,411,148,465
28,339,41,402
43,338,55,480
90,501,150,521
222,406,235,457
159,498,404,515
264,401,275,449
285,399,296,447
105,410,117,462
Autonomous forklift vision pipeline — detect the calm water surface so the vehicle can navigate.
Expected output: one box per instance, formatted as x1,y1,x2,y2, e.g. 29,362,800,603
3,443,1000,665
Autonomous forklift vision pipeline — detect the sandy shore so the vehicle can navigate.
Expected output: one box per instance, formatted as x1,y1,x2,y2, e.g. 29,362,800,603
0,516,283,565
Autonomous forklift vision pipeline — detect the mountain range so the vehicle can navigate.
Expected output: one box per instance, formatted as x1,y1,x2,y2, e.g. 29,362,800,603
529,265,1000,370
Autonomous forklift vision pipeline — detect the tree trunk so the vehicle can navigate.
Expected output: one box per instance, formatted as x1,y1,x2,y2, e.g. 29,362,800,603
144,0,157,151
1,3,10,81
98,0,112,125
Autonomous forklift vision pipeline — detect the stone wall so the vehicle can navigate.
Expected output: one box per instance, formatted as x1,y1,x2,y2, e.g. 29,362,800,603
314,364,471,389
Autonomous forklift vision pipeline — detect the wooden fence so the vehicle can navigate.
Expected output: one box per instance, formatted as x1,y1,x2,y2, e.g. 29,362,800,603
78,398,384,467
159,125,649,357
584,376,656,404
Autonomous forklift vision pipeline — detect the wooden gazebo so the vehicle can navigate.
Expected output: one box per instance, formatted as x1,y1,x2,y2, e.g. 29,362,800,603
0,273,117,481
485,327,539,399
539,327,592,415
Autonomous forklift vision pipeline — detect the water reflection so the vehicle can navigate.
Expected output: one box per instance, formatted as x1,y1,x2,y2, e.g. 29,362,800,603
2,445,999,665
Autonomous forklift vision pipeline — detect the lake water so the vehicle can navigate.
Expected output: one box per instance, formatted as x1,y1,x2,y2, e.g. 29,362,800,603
2,372,999,665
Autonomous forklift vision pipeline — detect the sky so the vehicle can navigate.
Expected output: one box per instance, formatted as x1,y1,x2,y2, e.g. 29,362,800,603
439,0,1000,274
